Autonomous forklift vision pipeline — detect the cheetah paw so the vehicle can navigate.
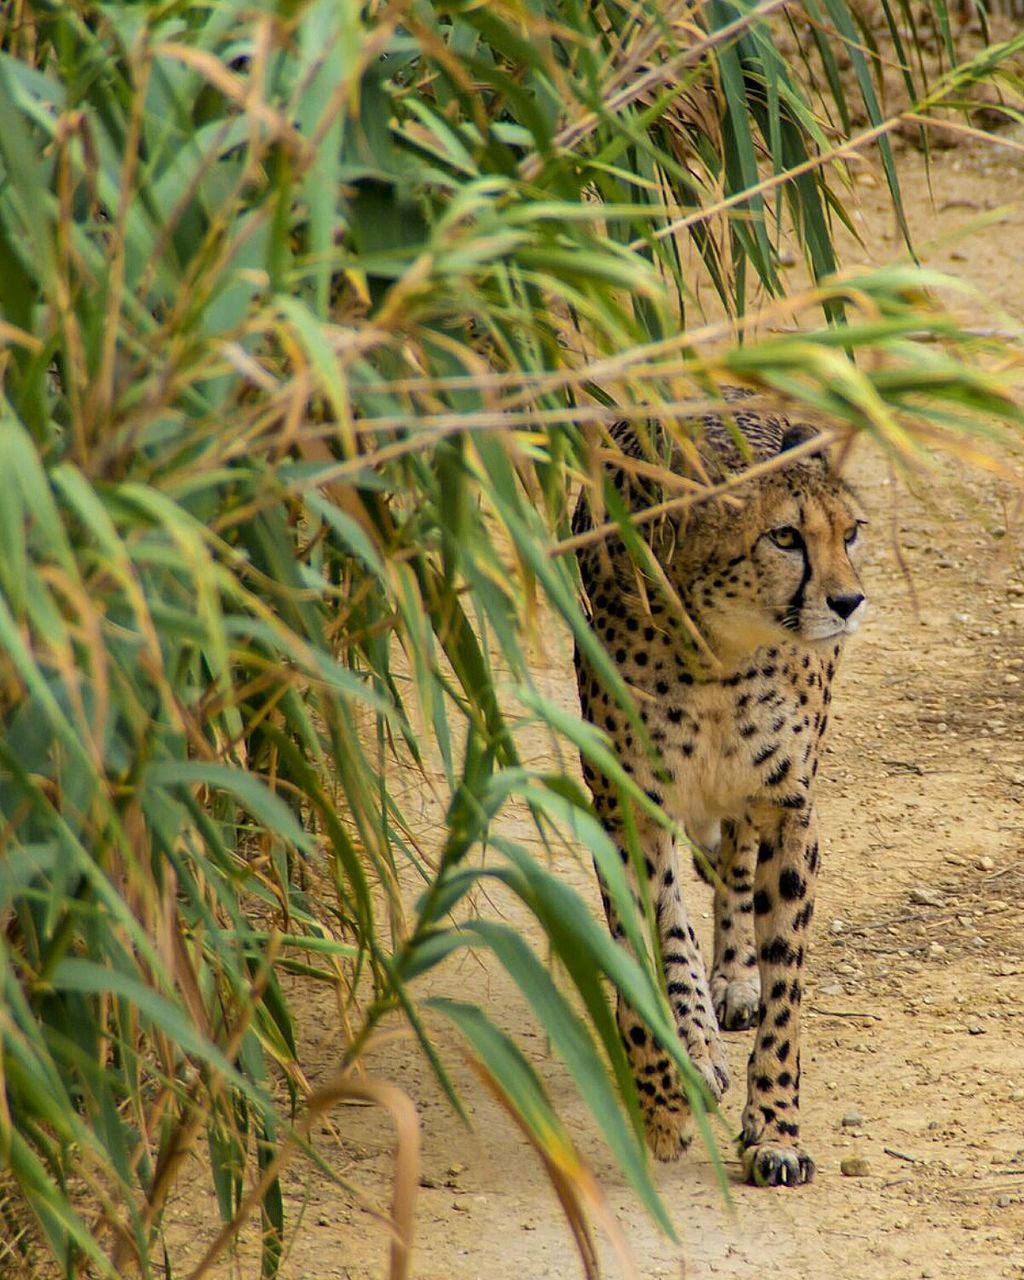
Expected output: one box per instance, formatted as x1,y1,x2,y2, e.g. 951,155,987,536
693,1053,730,1102
645,1108,694,1162
742,1143,815,1188
711,977,760,1031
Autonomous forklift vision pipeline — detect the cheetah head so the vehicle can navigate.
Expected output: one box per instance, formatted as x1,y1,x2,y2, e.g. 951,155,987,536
676,433,867,654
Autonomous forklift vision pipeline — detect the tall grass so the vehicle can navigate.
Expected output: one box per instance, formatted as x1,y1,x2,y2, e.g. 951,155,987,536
0,1,1022,1276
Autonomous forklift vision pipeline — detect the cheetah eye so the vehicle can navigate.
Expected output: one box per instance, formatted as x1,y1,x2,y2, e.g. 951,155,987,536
844,522,863,547
768,526,802,551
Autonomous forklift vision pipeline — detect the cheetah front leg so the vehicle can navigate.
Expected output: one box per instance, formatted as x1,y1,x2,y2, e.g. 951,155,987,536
739,806,820,1187
710,819,761,1031
592,794,729,1161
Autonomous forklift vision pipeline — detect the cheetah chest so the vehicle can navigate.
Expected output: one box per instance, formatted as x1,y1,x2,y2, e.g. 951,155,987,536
631,646,830,837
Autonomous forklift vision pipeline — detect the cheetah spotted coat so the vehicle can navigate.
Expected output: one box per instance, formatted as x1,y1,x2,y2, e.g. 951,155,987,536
574,397,866,1187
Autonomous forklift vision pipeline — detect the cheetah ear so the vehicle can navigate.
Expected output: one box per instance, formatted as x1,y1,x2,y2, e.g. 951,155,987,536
778,422,826,462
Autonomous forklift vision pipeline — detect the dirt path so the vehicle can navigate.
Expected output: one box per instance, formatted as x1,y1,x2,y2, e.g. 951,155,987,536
164,136,1024,1280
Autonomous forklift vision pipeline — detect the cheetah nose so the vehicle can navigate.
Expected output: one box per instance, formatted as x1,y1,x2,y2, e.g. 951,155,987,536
827,592,865,620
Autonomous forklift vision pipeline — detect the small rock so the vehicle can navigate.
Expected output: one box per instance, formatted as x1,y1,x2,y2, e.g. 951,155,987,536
841,1156,871,1177
447,1162,467,1176
842,1110,865,1127
996,1194,1012,1209
1009,1088,1024,1102
928,941,947,959
830,918,847,935
419,1175,441,1189
910,887,945,908
976,856,995,872
967,1024,986,1036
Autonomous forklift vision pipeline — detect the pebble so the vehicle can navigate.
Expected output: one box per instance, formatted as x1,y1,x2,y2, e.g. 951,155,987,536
928,941,947,959
976,856,995,871
967,1024,986,1036
842,1109,865,1127
841,1156,871,1177
1009,1089,1024,1102
830,918,847,934
910,887,945,908
997,1194,1012,1209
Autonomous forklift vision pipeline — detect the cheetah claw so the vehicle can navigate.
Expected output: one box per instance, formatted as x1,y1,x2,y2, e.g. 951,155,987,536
742,1143,815,1187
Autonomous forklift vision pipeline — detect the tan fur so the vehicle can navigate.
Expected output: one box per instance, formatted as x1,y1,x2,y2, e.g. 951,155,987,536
574,406,866,1186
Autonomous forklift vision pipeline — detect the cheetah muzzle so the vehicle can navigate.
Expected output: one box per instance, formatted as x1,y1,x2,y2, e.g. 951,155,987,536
574,395,866,1187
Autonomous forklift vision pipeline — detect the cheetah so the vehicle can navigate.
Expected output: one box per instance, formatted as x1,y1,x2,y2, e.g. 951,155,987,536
573,395,866,1187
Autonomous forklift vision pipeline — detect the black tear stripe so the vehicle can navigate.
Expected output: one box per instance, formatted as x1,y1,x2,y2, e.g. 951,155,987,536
784,514,812,630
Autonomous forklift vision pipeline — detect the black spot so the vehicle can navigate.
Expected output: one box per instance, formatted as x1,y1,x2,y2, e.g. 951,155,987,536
753,743,778,765
761,936,794,965
770,980,787,1000
776,1039,791,1063
766,758,792,786
753,890,772,915
757,840,775,864
629,1025,648,1047
778,868,806,901
777,1071,792,1088
755,1074,773,1092
774,1007,791,1029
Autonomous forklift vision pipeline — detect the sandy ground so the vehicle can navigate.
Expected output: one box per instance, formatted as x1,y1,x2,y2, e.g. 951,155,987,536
160,134,1024,1280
